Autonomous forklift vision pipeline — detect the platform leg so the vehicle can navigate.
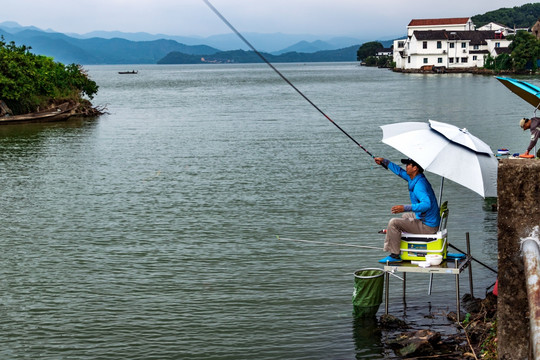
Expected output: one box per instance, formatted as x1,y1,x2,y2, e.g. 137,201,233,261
402,273,406,305
455,259,461,323
428,273,433,295
385,270,389,315
466,232,474,297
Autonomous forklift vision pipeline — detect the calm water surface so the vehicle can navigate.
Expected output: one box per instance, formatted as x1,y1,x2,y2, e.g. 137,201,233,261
0,63,534,359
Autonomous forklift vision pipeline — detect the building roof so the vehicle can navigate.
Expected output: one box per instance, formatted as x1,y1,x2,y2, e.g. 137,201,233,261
480,22,509,28
413,30,505,45
494,47,511,55
470,50,490,54
408,18,471,27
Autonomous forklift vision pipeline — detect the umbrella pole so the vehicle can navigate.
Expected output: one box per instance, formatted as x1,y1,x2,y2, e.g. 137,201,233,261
438,177,445,205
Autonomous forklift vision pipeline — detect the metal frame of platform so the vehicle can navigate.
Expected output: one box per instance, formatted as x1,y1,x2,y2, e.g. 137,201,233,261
383,237,474,322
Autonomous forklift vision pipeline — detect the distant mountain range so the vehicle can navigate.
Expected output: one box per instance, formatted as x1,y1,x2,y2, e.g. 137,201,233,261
67,30,376,54
0,21,395,65
158,46,362,64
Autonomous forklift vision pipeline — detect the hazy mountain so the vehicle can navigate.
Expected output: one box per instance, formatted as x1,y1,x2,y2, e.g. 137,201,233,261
273,40,335,55
0,21,46,33
69,30,207,47
0,25,221,64
0,21,364,64
56,27,367,53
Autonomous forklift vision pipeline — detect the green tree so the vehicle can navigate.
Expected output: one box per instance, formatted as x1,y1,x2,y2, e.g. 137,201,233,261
376,55,393,68
509,31,540,72
484,53,512,71
0,38,98,114
357,41,383,61
363,56,378,66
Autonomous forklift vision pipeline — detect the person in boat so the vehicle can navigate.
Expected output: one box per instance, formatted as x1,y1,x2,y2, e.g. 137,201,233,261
519,117,540,157
373,157,440,263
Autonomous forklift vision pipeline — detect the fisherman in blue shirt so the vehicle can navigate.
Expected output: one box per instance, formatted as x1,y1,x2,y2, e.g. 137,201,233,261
374,157,440,263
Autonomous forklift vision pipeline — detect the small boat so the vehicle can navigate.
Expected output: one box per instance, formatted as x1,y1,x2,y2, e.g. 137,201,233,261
118,70,138,74
0,102,78,125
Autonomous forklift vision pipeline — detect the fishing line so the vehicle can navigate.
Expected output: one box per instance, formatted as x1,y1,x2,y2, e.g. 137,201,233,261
276,236,383,250
202,0,375,158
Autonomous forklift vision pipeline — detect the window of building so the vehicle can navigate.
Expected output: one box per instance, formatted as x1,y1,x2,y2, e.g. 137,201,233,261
473,55,478,61
455,57,459,63
450,43,455,48
461,42,467,48
461,57,468,63
423,58,428,64
437,41,442,49
495,42,501,48
408,56,410,63
423,41,427,49
473,45,479,50
449,58,454,63
438,57,443,63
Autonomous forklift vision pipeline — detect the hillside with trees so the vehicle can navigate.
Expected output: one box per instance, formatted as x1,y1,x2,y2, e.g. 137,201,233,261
472,3,540,28
158,46,359,64
475,3,540,73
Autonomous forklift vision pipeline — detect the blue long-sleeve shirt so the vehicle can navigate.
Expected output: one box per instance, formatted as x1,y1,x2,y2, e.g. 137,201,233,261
384,159,441,228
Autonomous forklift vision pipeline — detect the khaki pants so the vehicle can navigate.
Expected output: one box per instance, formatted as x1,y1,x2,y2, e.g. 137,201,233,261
384,213,438,254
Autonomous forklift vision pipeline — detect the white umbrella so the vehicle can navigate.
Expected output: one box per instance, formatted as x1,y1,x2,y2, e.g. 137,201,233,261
380,120,498,198
429,120,493,155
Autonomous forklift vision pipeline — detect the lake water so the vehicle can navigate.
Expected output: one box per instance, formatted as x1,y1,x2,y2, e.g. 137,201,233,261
0,63,535,359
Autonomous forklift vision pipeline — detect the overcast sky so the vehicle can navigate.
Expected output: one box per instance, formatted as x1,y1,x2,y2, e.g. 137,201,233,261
2,0,535,39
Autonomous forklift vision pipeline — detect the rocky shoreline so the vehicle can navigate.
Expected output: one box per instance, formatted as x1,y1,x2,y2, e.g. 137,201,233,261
379,292,497,359
0,99,106,123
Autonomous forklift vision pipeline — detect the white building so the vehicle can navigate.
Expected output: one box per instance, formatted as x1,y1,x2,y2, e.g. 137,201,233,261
477,22,511,35
376,48,393,57
393,17,512,70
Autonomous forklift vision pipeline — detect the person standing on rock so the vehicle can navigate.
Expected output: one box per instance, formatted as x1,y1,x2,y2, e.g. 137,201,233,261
373,157,440,263
519,117,540,157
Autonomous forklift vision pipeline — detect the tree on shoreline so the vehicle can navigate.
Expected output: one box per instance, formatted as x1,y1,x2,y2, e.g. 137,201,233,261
484,31,540,73
509,31,540,72
356,41,383,61
0,38,99,115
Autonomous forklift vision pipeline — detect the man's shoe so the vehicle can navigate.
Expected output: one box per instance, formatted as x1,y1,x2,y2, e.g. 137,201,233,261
378,255,402,263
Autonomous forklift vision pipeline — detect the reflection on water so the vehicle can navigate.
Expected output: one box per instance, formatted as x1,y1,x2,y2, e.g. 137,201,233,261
353,316,383,359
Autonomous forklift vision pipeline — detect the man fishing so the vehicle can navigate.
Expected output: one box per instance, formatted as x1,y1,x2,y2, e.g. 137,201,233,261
374,157,440,263
519,117,540,157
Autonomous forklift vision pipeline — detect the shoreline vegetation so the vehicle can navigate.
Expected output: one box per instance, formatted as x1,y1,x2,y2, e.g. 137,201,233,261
0,37,104,121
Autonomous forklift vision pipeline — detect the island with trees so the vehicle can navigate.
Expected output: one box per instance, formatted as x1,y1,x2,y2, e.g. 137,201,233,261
0,37,103,123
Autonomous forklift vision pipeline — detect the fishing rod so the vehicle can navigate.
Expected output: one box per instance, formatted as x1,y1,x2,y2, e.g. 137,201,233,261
276,236,383,250
202,0,374,158
448,243,497,274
